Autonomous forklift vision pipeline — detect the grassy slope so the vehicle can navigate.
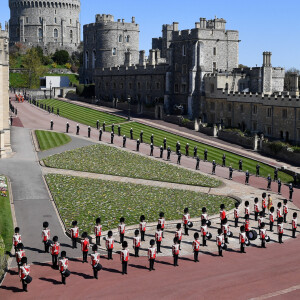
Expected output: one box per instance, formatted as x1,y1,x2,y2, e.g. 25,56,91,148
45,174,235,233
35,130,71,151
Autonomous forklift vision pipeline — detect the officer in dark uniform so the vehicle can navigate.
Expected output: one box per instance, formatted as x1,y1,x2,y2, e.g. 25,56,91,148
57,108,60,116
118,125,121,136
103,121,106,132
136,139,140,151
99,128,102,141
267,175,272,190
160,146,163,158
177,151,182,165
222,154,226,167
204,149,208,161
111,132,114,144
76,124,80,135
88,126,91,138
150,143,154,156
51,107,54,113
140,131,143,143
289,184,294,202
150,134,154,144
130,128,133,139
123,135,126,147
66,122,70,133
176,141,179,154
239,159,243,172
245,170,250,185
167,147,171,160
274,168,278,181
185,143,189,156
96,120,99,130
212,160,216,175
196,156,200,170
229,165,233,180
163,138,167,150
111,123,115,134
256,164,260,176
194,146,197,158
277,178,282,194
50,120,54,130
294,173,298,185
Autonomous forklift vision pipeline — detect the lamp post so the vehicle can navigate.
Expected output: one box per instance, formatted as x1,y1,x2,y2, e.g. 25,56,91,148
127,95,131,121
49,80,52,99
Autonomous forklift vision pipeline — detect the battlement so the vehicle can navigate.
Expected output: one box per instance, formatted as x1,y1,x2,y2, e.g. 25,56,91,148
96,14,114,23
85,15,138,29
0,22,9,37
9,0,80,9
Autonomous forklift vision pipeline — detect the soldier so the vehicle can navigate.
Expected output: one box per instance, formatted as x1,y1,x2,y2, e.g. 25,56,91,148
160,145,163,158
289,184,294,202
123,135,126,147
57,108,60,116
94,218,102,246
220,204,226,225
70,221,79,249
81,232,90,263
234,202,240,228
51,107,54,114
19,257,31,292
50,120,54,130
148,239,156,271
277,178,282,194
201,219,208,246
292,212,297,238
158,212,165,238
222,218,230,244
155,224,163,253
59,251,70,285
118,125,121,136
244,214,250,238
176,141,180,154
204,149,208,161
136,139,140,151
177,142,181,154
163,138,167,150
259,223,267,248
76,124,80,135
119,217,126,244
194,146,198,158
274,168,278,182
267,175,272,191
245,170,250,185
239,225,247,253
229,165,233,180
167,146,171,160
269,206,275,232
91,245,102,279
245,201,250,217
182,208,190,236
139,215,146,241
103,121,106,132
283,199,288,223
120,241,129,275
111,131,114,144
177,150,182,165
216,229,224,257
96,120,100,130
278,217,284,243
201,207,209,225
13,227,22,253
172,237,180,267
111,123,115,134
239,159,243,172
88,126,91,138
258,211,264,228
150,134,154,144
50,236,60,269
130,128,133,139
254,198,260,221
106,231,114,260
48,106,50,113
256,164,260,177
42,221,50,253
212,160,216,175
66,122,70,133
150,143,154,156
140,131,143,143
99,128,103,141
192,232,200,262
133,229,141,257
16,243,26,272
175,223,183,250
222,154,226,167
185,143,189,156
196,156,200,170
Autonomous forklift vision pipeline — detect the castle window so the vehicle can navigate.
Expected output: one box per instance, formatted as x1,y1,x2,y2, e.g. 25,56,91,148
120,83,124,89
267,107,272,117
85,51,89,69
92,50,96,69
225,83,229,90
112,48,117,56
267,127,272,135
253,105,257,114
252,121,257,131
54,28,58,38
70,19,72,25
182,45,186,56
39,17,43,23
213,47,217,55
38,28,43,38
282,109,287,119
119,35,123,42
181,84,186,93
126,36,130,43
26,17,29,24
70,30,73,39
174,84,179,93
55,9,56,14
213,62,217,72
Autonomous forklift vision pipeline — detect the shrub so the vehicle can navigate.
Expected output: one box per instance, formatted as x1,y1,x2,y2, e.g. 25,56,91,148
0,235,7,281
52,50,70,65
266,141,286,154
51,62,57,68
65,63,72,69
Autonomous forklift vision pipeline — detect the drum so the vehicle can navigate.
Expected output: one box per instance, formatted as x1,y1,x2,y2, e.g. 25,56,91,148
221,243,227,250
265,236,271,242
245,240,250,246
227,231,233,237
206,232,212,240
206,220,211,227
248,230,257,241
24,275,32,284
63,269,71,277
187,221,193,228
94,264,102,271
46,240,52,247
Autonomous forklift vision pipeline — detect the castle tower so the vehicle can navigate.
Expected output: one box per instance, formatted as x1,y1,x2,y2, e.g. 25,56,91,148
9,0,81,54
262,51,272,94
0,23,11,158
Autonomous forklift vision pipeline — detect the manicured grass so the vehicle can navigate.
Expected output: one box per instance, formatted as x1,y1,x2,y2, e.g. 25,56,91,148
37,99,126,126
0,176,14,252
35,130,71,151
106,122,293,183
44,144,221,187
45,174,235,233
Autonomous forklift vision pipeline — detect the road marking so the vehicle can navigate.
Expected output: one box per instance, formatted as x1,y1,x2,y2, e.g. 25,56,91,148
250,285,300,299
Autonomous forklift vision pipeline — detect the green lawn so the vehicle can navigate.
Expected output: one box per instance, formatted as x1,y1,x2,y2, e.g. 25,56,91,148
9,72,30,89
0,176,14,252
43,144,221,187
36,99,126,126
45,174,235,233
35,130,71,151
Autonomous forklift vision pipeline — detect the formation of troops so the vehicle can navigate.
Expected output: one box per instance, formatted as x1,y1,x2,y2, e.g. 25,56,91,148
12,190,298,292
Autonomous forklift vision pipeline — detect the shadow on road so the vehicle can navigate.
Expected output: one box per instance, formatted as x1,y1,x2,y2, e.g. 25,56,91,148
0,285,24,293
39,277,61,285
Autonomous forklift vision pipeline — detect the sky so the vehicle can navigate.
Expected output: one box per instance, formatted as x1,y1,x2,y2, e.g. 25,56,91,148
1,0,299,70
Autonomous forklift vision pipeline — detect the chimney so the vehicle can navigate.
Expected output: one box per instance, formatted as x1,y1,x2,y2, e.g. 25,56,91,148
122,19,125,23
195,22,200,29
139,50,145,66
263,51,272,67
173,22,179,31
125,51,132,66
290,73,299,94
132,17,135,23
149,49,156,66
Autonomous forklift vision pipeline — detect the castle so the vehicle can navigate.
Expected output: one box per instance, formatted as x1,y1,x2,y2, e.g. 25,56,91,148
9,0,81,54
81,15,300,144
0,23,11,158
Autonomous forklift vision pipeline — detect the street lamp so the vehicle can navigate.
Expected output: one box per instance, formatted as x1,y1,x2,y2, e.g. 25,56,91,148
49,80,52,99
127,95,131,121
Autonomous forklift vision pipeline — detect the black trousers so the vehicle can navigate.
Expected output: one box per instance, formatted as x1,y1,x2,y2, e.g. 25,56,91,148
150,149,153,156
141,231,145,241
262,207,266,216
108,249,113,260
270,221,274,231
284,213,287,223
279,233,283,243
202,236,206,246
99,133,102,141
61,273,66,284
261,239,266,248
255,212,258,221
224,235,229,244
156,241,161,252
22,279,27,291
72,238,77,248
93,267,98,279
96,236,101,245
184,224,189,235
194,251,199,262
134,247,139,257
173,254,179,266
235,217,239,227
267,182,271,189
218,246,223,256
240,243,245,253
196,162,199,170
229,172,233,179
149,259,155,270
292,228,296,238
120,234,124,244
83,251,88,262
122,261,128,274
43,241,49,253
52,254,58,268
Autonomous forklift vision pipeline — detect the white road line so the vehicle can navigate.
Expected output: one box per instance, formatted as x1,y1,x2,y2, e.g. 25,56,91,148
249,285,300,300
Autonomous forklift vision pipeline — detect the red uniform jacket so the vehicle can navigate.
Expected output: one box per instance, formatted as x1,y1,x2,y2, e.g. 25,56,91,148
91,253,100,266
59,258,69,273
13,233,21,247
19,265,30,279
42,229,50,242
220,210,226,221
133,236,141,248
148,247,156,260
94,225,102,237
182,214,190,225
175,229,182,241
172,244,180,256
71,227,79,238
139,221,146,232
121,249,129,262
16,250,26,264
192,240,200,251
155,230,163,242
292,218,298,229
158,218,165,229
245,220,250,232
106,238,114,250
81,238,90,252
51,242,60,256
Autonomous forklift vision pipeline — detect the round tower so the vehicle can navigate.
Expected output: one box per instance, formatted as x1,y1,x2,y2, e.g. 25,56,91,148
9,0,81,54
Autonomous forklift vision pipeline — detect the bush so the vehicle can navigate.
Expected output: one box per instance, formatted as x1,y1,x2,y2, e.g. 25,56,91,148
0,235,7,281
266,141,286,154
52,50,70,65
291,146,300,153
65,63,72,69
76,84,95,98
51,62,57,68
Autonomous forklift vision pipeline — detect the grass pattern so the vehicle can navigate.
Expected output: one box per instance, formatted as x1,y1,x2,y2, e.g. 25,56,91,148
35,130,71,151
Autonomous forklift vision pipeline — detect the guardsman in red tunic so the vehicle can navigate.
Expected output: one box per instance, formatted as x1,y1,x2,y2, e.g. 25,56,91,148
91,245,102,279
105,231,115,260
258,211,264,228
51,236,60,269
182,208,190,235
133,229,141,257
175,223,183,250
269,206,275,232
81,232,90,263
201,219,208,246
277,217,284,243
234,203,239,228
239,226,247,253
254,198,260,221
220,204,226,228
172,237,180,267
158,212,165,238
59,251,70,285
259,222,267,248
221,218,230,244
262,193,267,216
120,241,129,275
244,214,250,238
13,227,22,253
155,224,163,253
292,212,297,238
19,257,31,292
283,199,288,223
201,207,208,223
42,221,50,253
216,229,225,256
94,218,102,246
277,202,283,221
119,217,126,244
16,243,26,271
70,220,79,249
139,215,146,241
192,232,200,262
148,239,156,271
244,201,250,217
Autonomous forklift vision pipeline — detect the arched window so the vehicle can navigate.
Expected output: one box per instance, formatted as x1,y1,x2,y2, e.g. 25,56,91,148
38,28,43,38
119,35,123,42
54,17,57,23
92,50,96,68
112,48,117,56
70,30,73,39
54,28,58,38
126,35,130,43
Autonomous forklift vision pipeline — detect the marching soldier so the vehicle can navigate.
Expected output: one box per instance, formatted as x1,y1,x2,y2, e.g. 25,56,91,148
88,126,91,138
177,150,182,165
172,237,180,267
42,221,50,253
267,175,272,190
118,125,121,136
277,217,284,244
239,159,243,172
119,217,126,244
192,232,200,262
57,108,60,116
183,207,190,235
150,143,154,156
66,122,70,133
140,130,143,143
136,139,140,151
51,107,54,114
234,202,240,227
239,226,247,253
106,231,114,260
262,193,267,216
163,138,167,150
269,206,275,232
81,232,90,263
16,243,26,271
50,120,54,130
258,211,264,228
120,241,129,275
245,170,250,185
133,230,141,257
204,149,208,161
254,198,260,221
278,178,282,194
91,245,102,279
155,224,163,253
229,165,233,180
283,199,288,223
103,121,106,132
111,123,115,134
196,156,200,170
194,146,198,158
289,183,294,202
94,218,102,246
185,143,189,156
59,251,70,285
221,218,230,244
70,220,79,249
212,160,216,175
158,212,165,238
19,257,31,292
244,214,250,238
216,229,224,257
13,227,22,253
150,134,154,144
111,131,114,144
160,145,163,158
167,147,171,160
139,215,146,241
50,236,60,269
130,128,133,139
201,219,208,246
99,128,103,141
244,201,250,217
256,164,260,177
175,223,183,250
76,124,80,135
260,223,267,248
96,120,99,130
274,168,278,181
277,202,283,221
220,204,226,225
222,154,226,167
148,239,156,271
292,212,297,238
123,135,126,147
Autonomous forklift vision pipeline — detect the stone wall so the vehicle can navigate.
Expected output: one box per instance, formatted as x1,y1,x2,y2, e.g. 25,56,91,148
218,130,254,149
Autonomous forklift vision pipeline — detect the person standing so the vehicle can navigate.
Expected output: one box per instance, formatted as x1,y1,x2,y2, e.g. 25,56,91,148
160,145,163,158
50,236,60,269
229,166,233,180
42,221,50,253
150,134,154,144
269,206,275,232
289,184,294,202
244,201,250,217
99,128,103,141
192,233,200,262
66,122,70,133
106,231,114,260
120,241,129,275
70,220,79,249
19,257,31,292
239,226,247,253
123,135,126,148
177,150,182,165
111,131,114,144
201,219,208,246
136,139,140,152
278,178,282,194
167,147,171,160
130,128,133,139
256,164,260,177
91,245,102,279
234,202,240,228
76,124,80,135
88,126,91,138
220,204,226,225
254,198,260,221
277,202,283,221
185,143,189,156
222,154,226,167
16,243,26,272
133,230,141,257
150,143,154,156
118,125,121,136
267,194,273,211
96,120,100,130
262,193,267,216
216,229,225,257
212,160,216,175
196,156,200,170
267,175,272,190
259,223,267,248
139,215,146,241
194,146,198,158
283,199,288,223
277,217,284,244
245,170,250,185
258,211,264,228
182,208,190,236
221,218,230,244
175,223,183,250
204,149,208,161
172,237,180,267
111,123,115,134
158,212,165,238
292,212,298,238
239,159,243,172
13,227,22,253
50,120,54,130
59,251,70,285
94,218,102,246
155,224,163,253
148,239,156,271
163,138,167,150
119,217,126,244
81,232,90,263
140,130,143,143
103,121,106,132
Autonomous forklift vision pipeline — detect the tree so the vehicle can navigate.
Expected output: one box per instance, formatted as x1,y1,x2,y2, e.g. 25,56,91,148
284,68,300,91
52,50,70,65
238,64,249,69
